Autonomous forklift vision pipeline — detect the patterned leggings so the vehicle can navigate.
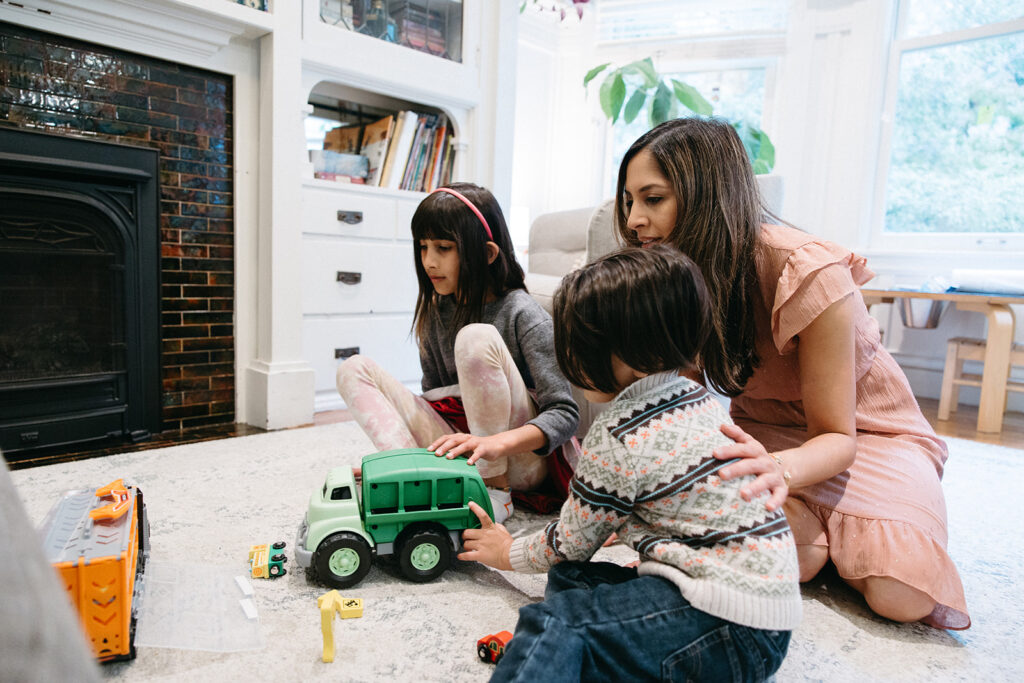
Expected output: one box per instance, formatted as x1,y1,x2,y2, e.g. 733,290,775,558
335,324,547,490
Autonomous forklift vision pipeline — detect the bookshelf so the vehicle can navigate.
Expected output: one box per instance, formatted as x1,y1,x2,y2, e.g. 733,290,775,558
306,84,456,192
317,0,465,63
296,0,516,412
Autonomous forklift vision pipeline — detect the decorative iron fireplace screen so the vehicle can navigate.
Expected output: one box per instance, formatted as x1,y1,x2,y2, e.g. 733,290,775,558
0,128,160,458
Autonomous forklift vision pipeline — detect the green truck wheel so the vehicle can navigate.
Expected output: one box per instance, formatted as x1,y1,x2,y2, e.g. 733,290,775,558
315,532,372,588
399,528,451,582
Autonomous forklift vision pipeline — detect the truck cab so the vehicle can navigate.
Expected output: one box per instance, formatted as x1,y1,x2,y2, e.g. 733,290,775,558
295,448,494,588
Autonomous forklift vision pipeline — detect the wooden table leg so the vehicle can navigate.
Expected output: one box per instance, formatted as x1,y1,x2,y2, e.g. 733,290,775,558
958,302,1016,433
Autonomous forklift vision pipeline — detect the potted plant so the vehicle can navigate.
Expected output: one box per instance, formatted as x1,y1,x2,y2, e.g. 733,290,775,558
584,57,776,174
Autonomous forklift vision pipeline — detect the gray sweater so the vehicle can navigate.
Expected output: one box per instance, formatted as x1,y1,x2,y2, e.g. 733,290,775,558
419,288,579,455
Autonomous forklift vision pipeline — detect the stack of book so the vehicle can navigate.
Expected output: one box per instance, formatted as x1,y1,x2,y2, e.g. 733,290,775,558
314,111,455,191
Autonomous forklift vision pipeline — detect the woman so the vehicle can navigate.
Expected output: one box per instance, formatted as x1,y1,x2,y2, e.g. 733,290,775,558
613,117,969,629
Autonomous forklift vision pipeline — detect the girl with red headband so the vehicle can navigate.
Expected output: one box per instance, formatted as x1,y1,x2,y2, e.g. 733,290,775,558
336,183,580,522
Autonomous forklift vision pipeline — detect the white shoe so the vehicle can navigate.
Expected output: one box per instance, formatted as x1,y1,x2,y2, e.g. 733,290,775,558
489,488,514,524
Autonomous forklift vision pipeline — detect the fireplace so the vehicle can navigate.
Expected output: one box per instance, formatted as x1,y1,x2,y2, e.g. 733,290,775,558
0,127,161,458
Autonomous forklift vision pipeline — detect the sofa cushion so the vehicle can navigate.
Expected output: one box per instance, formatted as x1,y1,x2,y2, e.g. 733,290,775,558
586,199,619,262
527,206,591,277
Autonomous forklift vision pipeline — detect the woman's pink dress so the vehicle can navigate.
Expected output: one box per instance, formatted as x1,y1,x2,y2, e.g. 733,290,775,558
730,224,969,629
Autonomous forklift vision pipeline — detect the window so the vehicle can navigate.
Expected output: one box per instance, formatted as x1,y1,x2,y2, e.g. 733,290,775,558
874,2,1024,248
608,67,768,194
596,0,788,44
594,1,783,194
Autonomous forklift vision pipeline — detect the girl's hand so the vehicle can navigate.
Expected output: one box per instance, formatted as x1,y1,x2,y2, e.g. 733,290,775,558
429,432,510,465
459,501,514,571
713,423,789,512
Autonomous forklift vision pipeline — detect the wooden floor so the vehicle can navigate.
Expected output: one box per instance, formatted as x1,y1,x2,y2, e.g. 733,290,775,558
918,397,1024,449
315,398,1024,450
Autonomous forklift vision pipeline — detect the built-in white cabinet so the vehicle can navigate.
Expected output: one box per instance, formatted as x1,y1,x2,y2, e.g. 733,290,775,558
301,180,424,410
296,1,516,412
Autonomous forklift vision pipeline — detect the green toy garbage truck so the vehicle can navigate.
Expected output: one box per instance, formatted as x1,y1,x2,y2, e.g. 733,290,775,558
295,448,494,589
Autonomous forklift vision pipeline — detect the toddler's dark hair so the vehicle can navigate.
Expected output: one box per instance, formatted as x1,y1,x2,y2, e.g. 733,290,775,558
553,245,711,394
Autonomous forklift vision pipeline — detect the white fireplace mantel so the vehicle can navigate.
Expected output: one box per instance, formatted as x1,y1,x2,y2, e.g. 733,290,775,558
1,0,318,431
0,0,274,63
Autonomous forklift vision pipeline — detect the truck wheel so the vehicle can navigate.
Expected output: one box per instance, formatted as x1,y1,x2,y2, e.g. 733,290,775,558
477,644,490,662
398,529,451,583
314,533,372,588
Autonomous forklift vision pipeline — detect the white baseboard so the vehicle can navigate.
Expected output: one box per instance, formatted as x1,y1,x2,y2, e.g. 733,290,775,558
314,380,423,415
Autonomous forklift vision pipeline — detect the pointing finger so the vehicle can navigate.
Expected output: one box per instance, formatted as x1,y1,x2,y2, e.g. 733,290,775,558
468,500,494,529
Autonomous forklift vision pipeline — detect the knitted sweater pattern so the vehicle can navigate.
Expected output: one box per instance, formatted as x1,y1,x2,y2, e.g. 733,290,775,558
508,371,802,630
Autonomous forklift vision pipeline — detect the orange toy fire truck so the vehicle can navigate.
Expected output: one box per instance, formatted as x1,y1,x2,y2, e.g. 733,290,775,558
39,478,149,663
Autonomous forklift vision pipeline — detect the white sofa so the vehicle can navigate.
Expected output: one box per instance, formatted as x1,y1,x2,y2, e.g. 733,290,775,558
524,175,785,435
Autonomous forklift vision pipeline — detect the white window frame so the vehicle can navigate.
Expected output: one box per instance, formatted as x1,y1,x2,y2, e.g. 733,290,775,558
869,7,1024,253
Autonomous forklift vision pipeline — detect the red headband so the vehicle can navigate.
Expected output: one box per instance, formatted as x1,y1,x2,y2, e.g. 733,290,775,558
432,187,493,241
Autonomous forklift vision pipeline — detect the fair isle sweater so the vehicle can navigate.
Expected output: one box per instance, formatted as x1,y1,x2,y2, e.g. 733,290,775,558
508,371,803,630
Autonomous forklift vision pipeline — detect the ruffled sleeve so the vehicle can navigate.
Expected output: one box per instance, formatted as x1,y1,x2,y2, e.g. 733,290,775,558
771,240,874,354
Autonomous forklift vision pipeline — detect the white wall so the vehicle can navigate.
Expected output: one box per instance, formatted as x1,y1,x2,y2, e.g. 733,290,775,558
511,10,607,230
512,0,1023,413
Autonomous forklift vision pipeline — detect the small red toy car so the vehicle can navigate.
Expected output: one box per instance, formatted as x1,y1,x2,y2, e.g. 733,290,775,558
476,630,513,664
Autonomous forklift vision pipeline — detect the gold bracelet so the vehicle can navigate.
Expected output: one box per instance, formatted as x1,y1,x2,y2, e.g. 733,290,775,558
770,453,793,487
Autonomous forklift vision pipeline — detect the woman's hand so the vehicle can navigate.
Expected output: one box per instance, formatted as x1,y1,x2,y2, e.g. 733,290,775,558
714,423,789,511
458,501,514,571
429,432,511,465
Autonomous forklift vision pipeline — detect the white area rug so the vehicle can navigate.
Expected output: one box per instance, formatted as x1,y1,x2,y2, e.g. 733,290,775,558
9,424,1023,682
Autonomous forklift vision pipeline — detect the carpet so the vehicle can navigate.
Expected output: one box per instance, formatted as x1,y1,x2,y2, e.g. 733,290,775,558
7,423,1023,682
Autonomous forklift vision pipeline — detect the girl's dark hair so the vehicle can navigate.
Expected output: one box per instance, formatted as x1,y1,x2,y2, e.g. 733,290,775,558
410,182,526,343
553,245,711,395
614,117,767,396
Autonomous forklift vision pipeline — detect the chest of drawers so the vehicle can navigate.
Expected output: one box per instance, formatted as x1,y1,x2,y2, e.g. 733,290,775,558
301,179,426,411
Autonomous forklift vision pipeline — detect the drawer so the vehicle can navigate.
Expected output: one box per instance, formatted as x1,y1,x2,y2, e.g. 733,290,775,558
303,315,422,394
395,196,420,242
302,185,399,239
302,238,419,315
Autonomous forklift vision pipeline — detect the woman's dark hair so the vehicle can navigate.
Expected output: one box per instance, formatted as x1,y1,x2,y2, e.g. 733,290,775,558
410,182,526,343
614,117,768,396
552,245,711,395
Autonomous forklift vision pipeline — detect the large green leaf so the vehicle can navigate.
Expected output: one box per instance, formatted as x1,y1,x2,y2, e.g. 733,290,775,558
671,79,713,116
623,89,647,124
628,57,659,89
600,72,627,122
734,121,758,163
754,127,775,169
650,81,672,126
583,62,611,88
733,122,775,174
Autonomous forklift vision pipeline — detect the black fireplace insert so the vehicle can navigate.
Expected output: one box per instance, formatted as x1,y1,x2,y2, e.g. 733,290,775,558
0,127,160,460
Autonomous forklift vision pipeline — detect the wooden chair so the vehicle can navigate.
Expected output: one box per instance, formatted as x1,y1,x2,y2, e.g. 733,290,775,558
938,336,1024,428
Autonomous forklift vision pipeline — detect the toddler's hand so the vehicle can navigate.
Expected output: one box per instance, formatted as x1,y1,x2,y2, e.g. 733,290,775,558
459,501,513,571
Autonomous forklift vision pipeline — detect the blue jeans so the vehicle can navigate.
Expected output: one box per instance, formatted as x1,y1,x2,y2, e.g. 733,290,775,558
490,562,790,683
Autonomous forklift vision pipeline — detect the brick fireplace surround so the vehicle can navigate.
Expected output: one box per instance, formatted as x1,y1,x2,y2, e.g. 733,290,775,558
0,21,236,444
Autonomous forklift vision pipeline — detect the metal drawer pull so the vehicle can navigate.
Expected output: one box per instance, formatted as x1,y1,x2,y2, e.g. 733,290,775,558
336,271,362,285
337,210,363,224
335,347,360,360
